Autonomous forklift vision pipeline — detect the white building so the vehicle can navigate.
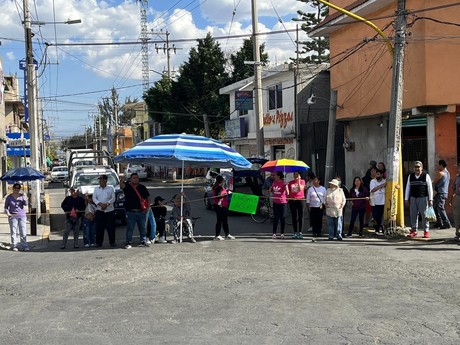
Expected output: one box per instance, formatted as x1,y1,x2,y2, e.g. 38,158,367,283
220,63,329,163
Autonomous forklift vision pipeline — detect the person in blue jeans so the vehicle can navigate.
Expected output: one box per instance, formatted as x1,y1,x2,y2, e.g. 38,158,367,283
325,179,346,240
83,194,97,247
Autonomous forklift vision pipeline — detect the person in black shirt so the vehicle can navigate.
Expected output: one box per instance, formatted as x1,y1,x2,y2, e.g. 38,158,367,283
120,172,151,248
61,187,86,249
152,196,168,243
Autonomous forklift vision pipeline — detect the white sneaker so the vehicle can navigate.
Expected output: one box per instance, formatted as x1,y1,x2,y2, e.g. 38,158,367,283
84,244,90,248
170,240,178,244
145,239,152,245
226,234,236,240
124,243,132,249
190,237,197,243
214,235,224,241
12,247,18,252
158,238,167,244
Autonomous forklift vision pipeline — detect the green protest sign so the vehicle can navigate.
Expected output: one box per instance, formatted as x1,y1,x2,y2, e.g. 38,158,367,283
228,192,259,214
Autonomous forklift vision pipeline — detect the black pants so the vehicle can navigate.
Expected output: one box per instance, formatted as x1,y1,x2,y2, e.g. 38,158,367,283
273,203,286,235
214,205,229,237
371,205,384,231
310,207,324,236
147,218,165,238
288,199,303,233
95,210,116,246
348,207,366,235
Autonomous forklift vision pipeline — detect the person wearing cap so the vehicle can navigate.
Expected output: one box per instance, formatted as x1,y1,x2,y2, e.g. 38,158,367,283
370,169,387,233
325,178,346,240
120,172,151,248
405,161,433,238
152,196,168,243
93,174,117,247
4,183,29,251
60,188,86,249
433,159,452,229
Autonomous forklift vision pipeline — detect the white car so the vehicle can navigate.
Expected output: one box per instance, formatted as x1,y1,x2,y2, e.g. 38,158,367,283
50,166,69,183
124,164,148,180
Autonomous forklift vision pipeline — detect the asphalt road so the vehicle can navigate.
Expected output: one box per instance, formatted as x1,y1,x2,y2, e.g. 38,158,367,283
1,181,460,344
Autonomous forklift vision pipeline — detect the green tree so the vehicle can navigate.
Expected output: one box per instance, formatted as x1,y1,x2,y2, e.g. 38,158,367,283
145,33,230,137
229,38,269,83
293,0,329,64
120,96,139,125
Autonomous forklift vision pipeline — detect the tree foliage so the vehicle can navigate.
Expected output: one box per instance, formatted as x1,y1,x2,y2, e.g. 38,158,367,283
293,0,330,64
229,39,269,84
144,33,230,138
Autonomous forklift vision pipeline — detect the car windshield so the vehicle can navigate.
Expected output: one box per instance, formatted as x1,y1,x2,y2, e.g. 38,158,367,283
73,171,119,187
53,167,68,172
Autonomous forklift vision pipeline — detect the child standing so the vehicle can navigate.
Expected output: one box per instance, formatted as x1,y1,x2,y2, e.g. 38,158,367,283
83,194,97,247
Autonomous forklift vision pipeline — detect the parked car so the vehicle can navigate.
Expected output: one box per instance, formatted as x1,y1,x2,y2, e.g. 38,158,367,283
203,158,267,210
124,163,148,180
49,166,69,183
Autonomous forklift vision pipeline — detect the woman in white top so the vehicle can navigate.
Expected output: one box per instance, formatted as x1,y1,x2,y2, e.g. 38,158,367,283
306,176,327,237
325,179,347,240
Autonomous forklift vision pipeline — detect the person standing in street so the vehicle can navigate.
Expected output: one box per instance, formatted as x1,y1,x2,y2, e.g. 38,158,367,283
4,183,29,251
306,176,326,237
83,194,97,248
370,170,386,233
212,175,235,241
152,196,168,243
433,159,451,229
120,173,151,249
325,179,346,241
287,171,306,239
270,171,289,239
405,161,434,238
60,187,86,249
347,176,369,237
93,174,117,247
449,164,460,241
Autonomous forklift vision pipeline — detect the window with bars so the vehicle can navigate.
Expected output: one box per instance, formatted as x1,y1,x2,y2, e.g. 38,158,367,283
268,84,282,110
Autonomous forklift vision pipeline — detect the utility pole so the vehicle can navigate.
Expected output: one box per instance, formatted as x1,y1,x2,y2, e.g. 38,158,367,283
251,0,265,158
324,89,338,184
23,0,40,234
385,0,407,229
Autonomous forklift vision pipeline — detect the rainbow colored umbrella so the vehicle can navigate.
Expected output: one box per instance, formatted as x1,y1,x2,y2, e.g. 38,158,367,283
260,159,309,173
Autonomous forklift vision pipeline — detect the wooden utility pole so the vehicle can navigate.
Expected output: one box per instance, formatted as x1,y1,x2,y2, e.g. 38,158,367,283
385,0,407,230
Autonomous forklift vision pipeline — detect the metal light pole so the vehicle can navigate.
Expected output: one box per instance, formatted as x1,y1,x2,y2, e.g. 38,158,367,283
23,0,40,234
251,0,265,158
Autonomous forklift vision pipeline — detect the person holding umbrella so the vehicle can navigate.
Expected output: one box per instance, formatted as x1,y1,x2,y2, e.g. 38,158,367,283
287,171,306,239
270,171,289,239
4,183,29,251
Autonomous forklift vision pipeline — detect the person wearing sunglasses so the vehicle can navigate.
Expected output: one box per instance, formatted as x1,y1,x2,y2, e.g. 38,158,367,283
4,183,29,251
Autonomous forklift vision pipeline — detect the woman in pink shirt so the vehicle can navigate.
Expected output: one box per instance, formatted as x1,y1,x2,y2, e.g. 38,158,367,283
269,171,289,239
287,171,306,239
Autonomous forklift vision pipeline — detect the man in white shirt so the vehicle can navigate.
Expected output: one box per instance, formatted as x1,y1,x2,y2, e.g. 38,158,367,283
92,174,117,247
370,169,387,233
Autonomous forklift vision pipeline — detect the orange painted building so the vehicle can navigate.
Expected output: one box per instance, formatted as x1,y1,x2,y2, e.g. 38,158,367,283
310,0,460,193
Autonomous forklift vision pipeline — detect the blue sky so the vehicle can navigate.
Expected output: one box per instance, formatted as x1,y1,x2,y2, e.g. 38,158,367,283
0,0,311,139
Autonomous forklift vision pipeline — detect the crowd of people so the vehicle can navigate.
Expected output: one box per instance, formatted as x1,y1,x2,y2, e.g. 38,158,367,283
5,158,460,251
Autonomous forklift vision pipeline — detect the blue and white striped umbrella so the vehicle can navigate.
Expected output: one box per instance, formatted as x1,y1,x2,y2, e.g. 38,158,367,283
114,133,252,169
114,134,251,243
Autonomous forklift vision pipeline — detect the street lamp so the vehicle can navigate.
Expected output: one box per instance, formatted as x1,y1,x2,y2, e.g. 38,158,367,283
29,19,82,26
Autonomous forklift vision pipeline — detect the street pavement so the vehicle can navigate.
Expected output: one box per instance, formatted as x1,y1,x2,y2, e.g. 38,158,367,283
1,180,460,344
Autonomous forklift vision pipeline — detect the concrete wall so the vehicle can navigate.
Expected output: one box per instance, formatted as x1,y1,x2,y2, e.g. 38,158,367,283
343,117,388,187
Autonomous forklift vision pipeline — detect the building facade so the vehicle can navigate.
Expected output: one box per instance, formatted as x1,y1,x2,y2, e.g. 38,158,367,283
219,63,336,179
310,0,460,188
